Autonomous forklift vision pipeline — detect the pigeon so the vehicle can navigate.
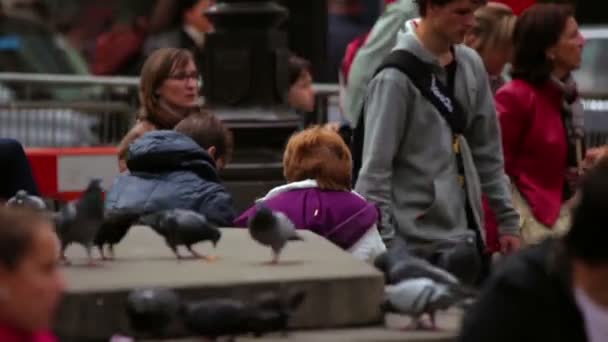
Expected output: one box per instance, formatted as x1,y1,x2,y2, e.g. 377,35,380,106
54,179,105,266
374,237,460,287
435,238,481,286
6,190,47,211
247,204,303,264
247,290,307,337
407,233,482,286
375,251,461,286
383,277,475,330
94,210,142,260
181,298,250,340
182,291,306,340
126,287,181,338
138,209,221,260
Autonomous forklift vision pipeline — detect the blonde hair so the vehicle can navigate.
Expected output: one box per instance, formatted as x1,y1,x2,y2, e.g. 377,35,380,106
468,2,516,52
283,126,352,191
138,48,196,129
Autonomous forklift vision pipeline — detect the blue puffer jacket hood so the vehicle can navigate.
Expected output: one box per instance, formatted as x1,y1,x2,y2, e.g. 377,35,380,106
105,130,235,226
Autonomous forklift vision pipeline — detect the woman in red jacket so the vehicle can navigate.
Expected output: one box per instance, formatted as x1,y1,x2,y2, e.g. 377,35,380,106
495,4,585,245
0,207,65,342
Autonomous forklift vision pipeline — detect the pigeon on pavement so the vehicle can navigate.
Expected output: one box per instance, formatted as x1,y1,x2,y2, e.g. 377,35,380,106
54,179,104,265
6,190,47,211
247,204,303,264
138,209,221,260
383,277,475,330
94,209,142,260
126,287,181,338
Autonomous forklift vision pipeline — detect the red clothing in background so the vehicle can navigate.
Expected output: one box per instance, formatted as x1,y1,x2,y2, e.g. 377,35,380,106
494,0,536,15
0,323,56,342
496,79,568,227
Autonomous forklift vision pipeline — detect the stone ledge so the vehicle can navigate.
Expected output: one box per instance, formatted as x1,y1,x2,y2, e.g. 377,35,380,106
54,227,385,340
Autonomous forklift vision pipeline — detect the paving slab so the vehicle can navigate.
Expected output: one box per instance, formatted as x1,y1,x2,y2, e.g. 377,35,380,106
54,227,385,340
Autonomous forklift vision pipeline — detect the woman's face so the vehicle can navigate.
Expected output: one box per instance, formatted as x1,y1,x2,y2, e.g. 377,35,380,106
0,225,65,332
549,16,585,74
158,58,200,109
288,70,316,113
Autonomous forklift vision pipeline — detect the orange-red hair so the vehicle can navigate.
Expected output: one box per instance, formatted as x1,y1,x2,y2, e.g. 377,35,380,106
283,126,352,191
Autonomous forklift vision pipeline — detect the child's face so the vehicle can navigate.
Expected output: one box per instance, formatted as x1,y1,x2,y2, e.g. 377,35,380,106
288,70,315,113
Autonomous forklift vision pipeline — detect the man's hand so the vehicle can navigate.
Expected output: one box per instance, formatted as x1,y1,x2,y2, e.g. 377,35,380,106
499,234,521,255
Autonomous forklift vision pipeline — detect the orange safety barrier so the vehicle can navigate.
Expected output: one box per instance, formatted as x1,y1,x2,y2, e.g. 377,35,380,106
26,147,120,202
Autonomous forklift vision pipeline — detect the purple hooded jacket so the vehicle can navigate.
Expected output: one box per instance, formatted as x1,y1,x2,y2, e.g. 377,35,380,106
234,183,379,250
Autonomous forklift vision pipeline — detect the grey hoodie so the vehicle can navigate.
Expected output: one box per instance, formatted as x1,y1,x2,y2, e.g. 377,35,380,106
354,20,519,246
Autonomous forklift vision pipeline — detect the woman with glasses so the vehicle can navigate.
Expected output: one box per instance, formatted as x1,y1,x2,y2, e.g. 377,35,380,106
117,47,201,172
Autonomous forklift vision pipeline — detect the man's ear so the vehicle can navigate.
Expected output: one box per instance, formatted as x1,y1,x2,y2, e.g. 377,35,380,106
207,146,217,159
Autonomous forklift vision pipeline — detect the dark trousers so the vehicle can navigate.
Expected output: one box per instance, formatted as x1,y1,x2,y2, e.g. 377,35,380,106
0,139,39,199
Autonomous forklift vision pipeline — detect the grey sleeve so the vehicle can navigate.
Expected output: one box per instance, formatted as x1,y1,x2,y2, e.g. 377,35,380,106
465,59,519,236
355,71,409,241
344,7,414,126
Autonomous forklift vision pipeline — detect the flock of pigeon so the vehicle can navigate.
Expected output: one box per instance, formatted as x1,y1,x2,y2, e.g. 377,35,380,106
125,287,306,340
6,180,478,339
6,179,303,266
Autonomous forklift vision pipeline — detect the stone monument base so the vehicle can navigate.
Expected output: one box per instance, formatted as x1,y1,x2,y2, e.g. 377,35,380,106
54,227,385,340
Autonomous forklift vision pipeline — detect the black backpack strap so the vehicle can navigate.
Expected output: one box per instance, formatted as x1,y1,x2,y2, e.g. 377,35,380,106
352,49,467,185
374,49,466,134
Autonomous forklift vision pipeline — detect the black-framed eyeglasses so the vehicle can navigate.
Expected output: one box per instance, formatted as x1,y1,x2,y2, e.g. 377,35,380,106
169,72,200,81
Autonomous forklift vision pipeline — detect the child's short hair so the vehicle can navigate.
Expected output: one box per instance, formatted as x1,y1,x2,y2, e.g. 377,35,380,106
174,111,234,164
283,126,352,191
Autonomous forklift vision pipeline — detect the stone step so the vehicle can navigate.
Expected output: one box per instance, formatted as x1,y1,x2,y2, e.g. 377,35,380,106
54,227,385,340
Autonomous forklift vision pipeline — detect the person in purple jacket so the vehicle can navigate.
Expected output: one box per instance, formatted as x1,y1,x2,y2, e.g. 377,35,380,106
234,126,386,262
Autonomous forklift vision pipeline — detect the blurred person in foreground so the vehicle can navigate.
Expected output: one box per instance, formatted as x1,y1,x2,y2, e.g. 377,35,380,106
117,48,201,172
459,156,608,342
0,207,65,342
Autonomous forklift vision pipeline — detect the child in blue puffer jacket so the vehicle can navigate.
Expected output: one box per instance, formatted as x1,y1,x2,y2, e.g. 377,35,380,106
105,112,235,226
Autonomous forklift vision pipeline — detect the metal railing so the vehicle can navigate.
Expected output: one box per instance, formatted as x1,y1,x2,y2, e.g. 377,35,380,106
0,72,341,147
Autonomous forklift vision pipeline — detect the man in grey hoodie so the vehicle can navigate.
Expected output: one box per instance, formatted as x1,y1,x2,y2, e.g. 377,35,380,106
355,0,521,255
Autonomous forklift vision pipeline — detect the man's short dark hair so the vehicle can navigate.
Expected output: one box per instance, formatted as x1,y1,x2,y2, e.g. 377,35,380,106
565,157,608,265
414,0,486,17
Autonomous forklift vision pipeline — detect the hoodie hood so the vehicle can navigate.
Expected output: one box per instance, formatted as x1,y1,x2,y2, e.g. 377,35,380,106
126,130,219,183
394,18,452,69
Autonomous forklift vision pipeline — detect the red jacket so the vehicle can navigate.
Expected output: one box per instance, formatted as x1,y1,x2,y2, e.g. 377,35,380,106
0,323,56,342
494,0,536,15
495,79,568,228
